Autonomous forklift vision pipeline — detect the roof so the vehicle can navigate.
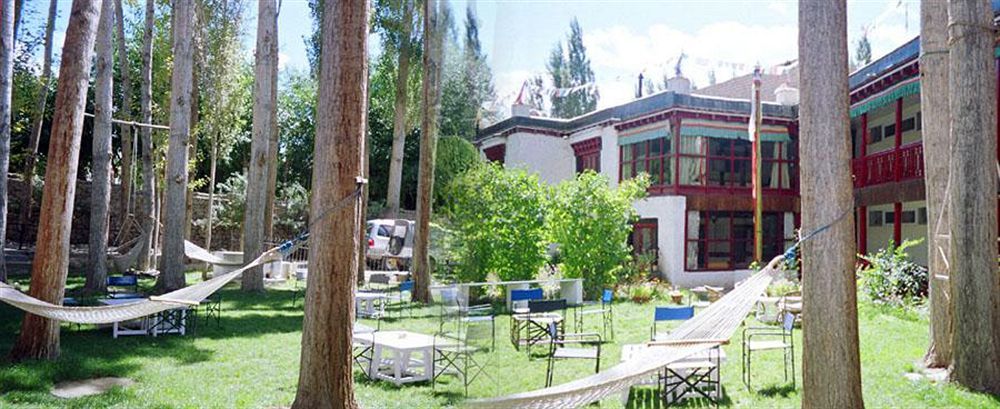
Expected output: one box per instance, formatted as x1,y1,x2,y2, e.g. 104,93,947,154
694,67,799,103
848,37,919,91
477,91,797,142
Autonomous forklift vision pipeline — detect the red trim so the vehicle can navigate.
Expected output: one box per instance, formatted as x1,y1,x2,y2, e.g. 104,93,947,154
894,98,903,181
571,137,602,156
684,211,787,271
483,144,506,163
849,62,920,105
858,206,867,255
893,202,902,245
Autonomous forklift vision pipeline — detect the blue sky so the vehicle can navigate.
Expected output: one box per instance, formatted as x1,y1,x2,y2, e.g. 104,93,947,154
22,0,921,113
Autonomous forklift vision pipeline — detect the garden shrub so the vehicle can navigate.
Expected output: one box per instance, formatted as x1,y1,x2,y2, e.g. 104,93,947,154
857,239,928,306
448,163,549,283
547,171,649,298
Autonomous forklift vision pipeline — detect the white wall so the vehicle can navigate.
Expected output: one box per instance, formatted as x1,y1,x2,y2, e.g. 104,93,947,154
633,195,686,283
506,132,575,185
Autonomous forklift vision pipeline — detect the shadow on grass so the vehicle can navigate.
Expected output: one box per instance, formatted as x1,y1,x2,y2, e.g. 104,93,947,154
757,383,796,398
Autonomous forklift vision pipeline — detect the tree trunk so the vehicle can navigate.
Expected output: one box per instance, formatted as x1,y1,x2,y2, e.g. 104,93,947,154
919,0,952,369
11,0,20,40
385,0,413,219
115,0,134,223
290,0,367,406
0,0,13,283
155,0,194,293
9,0,102,362
85,0,115,294
411,0,443,304
136,0,155,272
946,0,1000,394
242,0,278,292
19,0,57,240
264,4,280,244
798,1,864,407
206,134,217,250
185,68,199,241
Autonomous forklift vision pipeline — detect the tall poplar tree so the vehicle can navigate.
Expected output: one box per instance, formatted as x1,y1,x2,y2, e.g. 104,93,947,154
0,0,13,284
798,0,864,407
10,0,103,361
86,0,115,293
547,19,598,119
946,0,1000,394
156,0,195,292
291,0,368,405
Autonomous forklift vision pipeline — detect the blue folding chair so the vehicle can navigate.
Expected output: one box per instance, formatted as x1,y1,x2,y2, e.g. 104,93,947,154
651,305,694,341
107,275,142,299
510,288,543,314
574,289,614,340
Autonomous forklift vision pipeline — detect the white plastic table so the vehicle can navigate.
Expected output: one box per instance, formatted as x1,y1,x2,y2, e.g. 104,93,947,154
355,291,387,318
99,298,187,339
352,330,446,386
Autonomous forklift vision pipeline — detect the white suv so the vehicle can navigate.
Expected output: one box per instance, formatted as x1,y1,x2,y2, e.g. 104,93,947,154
366,219,414,270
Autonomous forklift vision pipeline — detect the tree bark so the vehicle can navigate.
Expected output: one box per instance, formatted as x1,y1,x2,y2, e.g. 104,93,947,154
85,0,115,294
9,0,102,362
946,0,1000,394
290,0,367,406
385,0,413,219
115,0,134,223
206,134,217,250
185,67,199,241
20,0,57,240
242,0,278,292
136,0,155,272
0,0,13,283
919,0,952,369
411,0,443,304
798,1,864,407
11,0,20,40
155,0,194,293
264,2,280,244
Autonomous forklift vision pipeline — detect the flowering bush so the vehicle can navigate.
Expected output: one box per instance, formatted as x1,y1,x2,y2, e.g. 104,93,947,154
857,239,928,306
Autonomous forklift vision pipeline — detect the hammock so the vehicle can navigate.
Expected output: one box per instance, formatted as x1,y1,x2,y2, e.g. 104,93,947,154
0,240,296,325
184,240,243,266
467,255,783,409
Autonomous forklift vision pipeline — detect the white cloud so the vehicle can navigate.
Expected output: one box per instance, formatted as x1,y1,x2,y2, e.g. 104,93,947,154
584,21,797,107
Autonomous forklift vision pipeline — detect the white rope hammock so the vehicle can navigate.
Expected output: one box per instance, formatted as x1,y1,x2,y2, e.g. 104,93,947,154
0,248,281,325
184,240,243,266
467,256,783,409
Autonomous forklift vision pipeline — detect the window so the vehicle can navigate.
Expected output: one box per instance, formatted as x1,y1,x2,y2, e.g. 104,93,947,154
678,137,796,190
884,124,896,138
869,210,883,226
885,211,895,224
901,210,916,224
901,117,916,133
629,219,659,262
619,136,671,186
685,211,786,270
918,207,928,225
870,127,882,143
573,137,601,173
484,144,505,164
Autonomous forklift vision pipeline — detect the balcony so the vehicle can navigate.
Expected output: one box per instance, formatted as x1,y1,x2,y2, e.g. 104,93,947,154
852,142,924,188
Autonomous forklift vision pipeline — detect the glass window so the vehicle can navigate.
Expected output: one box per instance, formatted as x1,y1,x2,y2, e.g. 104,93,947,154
686,211,791,270
618,135,671,189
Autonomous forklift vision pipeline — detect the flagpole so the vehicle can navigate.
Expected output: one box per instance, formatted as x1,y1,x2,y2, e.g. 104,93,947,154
751,67,764,263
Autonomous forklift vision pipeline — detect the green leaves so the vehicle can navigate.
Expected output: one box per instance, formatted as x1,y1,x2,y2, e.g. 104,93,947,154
857,238,928,307
447,166,649,298
547,171,649,298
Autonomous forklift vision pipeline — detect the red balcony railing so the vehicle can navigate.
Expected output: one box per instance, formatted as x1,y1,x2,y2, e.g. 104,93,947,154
852,142,924,188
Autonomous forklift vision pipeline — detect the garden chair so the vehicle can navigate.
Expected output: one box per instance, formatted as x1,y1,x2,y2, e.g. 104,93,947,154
523,299,568,354
386,280,414,318
544,321,602,387
353,323,377,380
742,312,796,391
508,288,542,346
107,275,142,299
434,314,495,396
439,287,495,348
192,291,223,332
574,289,614,341
651,305,694,341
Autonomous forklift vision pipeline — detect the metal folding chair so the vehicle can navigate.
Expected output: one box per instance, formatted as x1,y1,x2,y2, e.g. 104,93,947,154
574,289,614,340
742,312,796,391
651,305,694,341
545,321,602,387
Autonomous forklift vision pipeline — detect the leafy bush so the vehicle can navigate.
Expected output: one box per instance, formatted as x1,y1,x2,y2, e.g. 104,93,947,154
547,171,649,298
857,239,928,306
274,181,309,234
448,163,549,283
434,136,481,210
215,171,247,231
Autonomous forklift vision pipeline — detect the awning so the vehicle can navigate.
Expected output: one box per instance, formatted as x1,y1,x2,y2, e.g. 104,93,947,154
850,76,920,118
680,119,791,143
618,127,669,145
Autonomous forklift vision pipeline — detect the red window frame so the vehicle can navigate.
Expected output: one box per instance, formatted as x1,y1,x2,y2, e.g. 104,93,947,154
618,136,671,186
685,211,787,271
630,218,659,263
573,137,602,174
484,144,505,164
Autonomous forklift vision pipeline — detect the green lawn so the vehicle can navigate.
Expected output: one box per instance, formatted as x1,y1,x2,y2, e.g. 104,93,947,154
0,273,997,408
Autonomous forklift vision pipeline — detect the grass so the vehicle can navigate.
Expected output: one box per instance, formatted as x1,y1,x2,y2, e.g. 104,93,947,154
0,272,998,408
